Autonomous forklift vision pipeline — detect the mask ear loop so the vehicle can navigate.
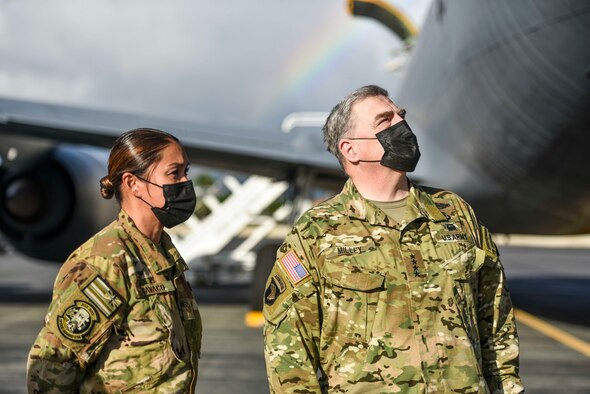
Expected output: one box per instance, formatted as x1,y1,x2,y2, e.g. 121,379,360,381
135,175,163,189
346,137,382,163
134,175,163,209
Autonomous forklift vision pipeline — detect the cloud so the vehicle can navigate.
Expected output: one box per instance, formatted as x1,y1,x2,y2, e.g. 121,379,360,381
0,0,431,131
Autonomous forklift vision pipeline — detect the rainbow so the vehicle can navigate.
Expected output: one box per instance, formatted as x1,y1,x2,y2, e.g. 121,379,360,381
256,15,373,123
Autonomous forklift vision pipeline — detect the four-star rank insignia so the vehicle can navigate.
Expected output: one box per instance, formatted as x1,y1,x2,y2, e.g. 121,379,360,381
57,300,98,342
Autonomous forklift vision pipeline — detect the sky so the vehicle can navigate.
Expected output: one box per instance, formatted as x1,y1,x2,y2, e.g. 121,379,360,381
0,0,431,132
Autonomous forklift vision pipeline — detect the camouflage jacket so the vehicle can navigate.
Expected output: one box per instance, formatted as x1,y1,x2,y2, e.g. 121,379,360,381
263,179,523,394
27,210,202,393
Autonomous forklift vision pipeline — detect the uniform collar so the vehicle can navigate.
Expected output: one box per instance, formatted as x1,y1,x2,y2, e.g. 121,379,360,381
340,178,447,229
118,209,188,274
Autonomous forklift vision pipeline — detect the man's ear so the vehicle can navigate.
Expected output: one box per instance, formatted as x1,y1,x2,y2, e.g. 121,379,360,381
339,138,360,164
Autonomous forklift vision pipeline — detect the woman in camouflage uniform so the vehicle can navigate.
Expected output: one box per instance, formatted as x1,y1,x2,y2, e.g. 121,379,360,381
27,128,202,393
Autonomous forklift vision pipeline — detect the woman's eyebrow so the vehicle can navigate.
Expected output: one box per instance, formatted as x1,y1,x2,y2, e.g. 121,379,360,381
167,160,189,167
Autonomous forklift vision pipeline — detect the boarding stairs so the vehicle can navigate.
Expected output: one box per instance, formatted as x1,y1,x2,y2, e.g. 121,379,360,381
169,174,290,284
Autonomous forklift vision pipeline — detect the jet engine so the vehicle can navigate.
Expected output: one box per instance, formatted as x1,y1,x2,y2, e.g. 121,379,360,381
0,143,118,262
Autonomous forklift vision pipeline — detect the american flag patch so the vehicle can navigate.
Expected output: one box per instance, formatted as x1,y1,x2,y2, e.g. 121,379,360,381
82,276,123,318
279,250,309,285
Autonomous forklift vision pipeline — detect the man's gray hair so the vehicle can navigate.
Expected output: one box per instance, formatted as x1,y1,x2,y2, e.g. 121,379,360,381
322,85,389,165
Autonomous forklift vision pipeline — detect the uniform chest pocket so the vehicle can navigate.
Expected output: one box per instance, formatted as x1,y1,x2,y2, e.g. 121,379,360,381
438,245,488,350
124,297,168,345
322,264,385,341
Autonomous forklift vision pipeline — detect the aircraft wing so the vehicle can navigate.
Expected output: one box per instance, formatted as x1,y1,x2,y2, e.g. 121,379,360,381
0,97,343,185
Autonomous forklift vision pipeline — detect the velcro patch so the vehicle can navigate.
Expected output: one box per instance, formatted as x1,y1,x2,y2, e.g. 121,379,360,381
437,233,468,242
57,300,98,342
337,246,363,255
403,249,426,281
264,275,286,305
82,276,123,318
180,298,196,321
141,280,175,297
279,250,309,285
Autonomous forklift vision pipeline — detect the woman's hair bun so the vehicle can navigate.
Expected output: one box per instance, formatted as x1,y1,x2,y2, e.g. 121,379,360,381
99,176,114,199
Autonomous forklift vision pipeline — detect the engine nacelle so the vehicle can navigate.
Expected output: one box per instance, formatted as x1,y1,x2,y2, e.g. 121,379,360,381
0,144,118,262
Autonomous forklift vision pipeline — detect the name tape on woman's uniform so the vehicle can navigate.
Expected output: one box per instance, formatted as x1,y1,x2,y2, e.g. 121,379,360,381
279,250,309,285
141,280,176,297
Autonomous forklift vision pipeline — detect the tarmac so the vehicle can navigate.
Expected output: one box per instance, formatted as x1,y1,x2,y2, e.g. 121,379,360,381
0,244,589,393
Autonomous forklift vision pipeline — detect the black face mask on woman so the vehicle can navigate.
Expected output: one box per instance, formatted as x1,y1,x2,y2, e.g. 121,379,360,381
355,120,421,172
136,177,197,228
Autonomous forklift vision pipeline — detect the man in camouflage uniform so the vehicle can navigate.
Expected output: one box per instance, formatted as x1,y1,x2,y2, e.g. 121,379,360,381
27,210,201,393
263,85,523,393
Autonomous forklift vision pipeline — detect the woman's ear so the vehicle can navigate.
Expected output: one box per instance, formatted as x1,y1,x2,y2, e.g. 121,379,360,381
121,173,138,197
339,138,359,164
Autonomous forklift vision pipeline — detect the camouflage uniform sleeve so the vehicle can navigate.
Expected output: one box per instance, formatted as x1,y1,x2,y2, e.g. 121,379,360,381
263,227,323,394
476,224,524,394
27,257,127,393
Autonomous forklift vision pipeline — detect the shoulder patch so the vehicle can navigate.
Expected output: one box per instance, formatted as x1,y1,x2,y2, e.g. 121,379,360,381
57,300,98,342
264,275,286,306
279,250,309,285
481,226,500,259
82,275,123,318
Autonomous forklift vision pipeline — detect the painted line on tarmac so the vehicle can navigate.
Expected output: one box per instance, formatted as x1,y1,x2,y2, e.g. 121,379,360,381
515,308,590,358
493,234,590,249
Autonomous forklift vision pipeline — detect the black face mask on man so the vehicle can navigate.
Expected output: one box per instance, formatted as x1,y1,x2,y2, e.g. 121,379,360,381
136,176,197,228
354,120,421,172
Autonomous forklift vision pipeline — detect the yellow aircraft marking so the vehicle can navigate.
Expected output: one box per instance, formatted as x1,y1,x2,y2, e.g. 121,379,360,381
244,310,265,329
348,0,418,38
515,308,590,358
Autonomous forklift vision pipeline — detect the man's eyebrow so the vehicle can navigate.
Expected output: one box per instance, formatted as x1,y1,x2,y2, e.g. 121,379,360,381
373,110,395,126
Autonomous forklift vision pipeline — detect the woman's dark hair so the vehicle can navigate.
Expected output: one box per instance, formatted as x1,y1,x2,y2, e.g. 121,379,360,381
100,128,180,201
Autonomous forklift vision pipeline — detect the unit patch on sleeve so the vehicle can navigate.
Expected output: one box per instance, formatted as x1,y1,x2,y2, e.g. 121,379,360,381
82,275,123,318
180,298,196,321
264,275,287,305
279,250,310,285
57,300,98,342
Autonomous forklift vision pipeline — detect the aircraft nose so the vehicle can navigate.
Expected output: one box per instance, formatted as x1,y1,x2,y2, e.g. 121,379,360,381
2,176,45,222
